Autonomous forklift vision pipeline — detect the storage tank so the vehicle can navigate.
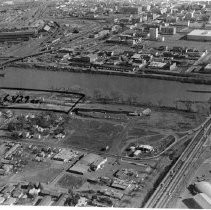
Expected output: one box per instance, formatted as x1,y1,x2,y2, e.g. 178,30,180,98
195,181,211,198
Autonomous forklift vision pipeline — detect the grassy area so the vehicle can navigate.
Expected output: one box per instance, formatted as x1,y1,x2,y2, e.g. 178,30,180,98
128,128,159,138
24,167,62,183
63,118,123,151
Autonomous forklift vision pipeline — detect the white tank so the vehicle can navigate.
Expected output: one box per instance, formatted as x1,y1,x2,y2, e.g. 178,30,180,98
195,181,211,199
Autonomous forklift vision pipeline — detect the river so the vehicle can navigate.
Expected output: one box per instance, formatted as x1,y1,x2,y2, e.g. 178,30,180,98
1,67,211,113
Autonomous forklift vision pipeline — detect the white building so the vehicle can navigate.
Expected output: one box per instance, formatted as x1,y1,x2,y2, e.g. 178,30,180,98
149,28,158,40
187,30,211,41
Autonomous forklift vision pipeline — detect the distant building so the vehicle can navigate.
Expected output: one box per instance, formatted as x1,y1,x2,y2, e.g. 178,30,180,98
185,11,195,20
68,153,107,174
204,63,211,73
68,163,90,175
149,28,158,40
165,16,178,23
111,178,131,190
38,196,52,206
0,197,5,204
187,29,211,41
142,5,151,11
160,26,176,35
53,193,68,206
75,197,88,207
148,61,166,69
43,25,51,32
119,6,141,15
3,197,17,205
53,149,81,162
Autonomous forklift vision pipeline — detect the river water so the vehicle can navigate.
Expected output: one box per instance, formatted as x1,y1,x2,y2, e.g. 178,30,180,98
1,67,211,113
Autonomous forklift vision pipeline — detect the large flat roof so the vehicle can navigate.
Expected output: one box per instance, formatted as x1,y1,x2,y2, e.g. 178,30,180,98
188,29,211,37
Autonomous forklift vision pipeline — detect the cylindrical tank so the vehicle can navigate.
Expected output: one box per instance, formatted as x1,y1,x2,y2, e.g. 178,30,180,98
195,181,211,198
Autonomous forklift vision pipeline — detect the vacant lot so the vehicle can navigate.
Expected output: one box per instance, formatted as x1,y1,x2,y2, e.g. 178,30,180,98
63,118,123,151
23,167,62,183
57,174,85,189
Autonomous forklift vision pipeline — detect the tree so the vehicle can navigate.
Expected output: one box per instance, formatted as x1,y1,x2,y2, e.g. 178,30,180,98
65,189,80,206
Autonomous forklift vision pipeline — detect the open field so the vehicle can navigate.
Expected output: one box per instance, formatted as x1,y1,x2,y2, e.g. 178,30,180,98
1,103,206,156
62,118,124,152
23,167,62,183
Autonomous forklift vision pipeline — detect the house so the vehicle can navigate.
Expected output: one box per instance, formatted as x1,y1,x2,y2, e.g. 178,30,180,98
53,193,68,206
0,169,5,176
2,185,15,194
0,196,5,204
111,178,131,190
134,150,142,156
3,197,17,205
12,188,23,198
90,157,107,171
29,188,40,196
137,144,154,152
38,195,52,206
148,61,167,69
75,197,88,207
99,189,124,200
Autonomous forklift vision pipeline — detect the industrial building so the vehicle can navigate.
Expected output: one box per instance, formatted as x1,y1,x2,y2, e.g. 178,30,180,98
160,26,176,35
68,153,107,174
187,30,211,41
68,163,90,175
204,63,211,73
53,149,82,162
119,6,141,15
149,28,158,40
0,30,37,42
111,178,131,190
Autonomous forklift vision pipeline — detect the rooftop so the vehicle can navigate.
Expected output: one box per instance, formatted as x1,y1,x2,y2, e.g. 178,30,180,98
188,29,211,37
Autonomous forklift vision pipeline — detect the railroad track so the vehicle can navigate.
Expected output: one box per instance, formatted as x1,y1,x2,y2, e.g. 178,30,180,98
144,116,211,208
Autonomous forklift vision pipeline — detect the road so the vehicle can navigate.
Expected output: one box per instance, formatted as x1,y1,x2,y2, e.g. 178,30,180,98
144,115,211,208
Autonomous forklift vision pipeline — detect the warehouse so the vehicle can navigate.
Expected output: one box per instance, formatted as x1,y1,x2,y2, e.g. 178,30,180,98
187,30,211,41
0,30,37,42
68,163,90,175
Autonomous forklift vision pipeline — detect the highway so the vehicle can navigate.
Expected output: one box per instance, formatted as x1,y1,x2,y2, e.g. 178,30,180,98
144,115,211,208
